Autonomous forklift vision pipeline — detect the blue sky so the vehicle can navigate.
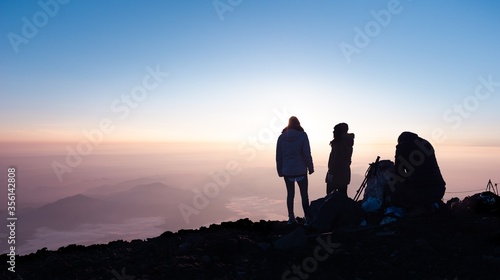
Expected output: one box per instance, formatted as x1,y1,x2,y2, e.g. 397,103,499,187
1,0,500,147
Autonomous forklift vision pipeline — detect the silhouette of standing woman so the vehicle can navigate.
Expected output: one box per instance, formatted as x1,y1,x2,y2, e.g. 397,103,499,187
326,123,354,196
276,116,314,224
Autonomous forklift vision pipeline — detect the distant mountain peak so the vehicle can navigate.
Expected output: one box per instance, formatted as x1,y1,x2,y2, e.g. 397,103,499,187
57,193,93,202
39,193,100,210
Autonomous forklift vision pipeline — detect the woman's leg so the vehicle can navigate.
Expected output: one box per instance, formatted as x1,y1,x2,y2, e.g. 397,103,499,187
337,184,348,196
326,181,334,195
297,176,310,217
284,177,295,219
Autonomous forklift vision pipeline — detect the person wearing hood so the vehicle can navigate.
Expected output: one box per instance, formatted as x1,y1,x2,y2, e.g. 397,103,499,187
276,116,314,224
391,131,446,215
326,122,355,195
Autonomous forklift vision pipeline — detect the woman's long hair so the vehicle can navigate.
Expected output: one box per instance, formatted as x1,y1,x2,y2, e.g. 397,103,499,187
283,116,304,132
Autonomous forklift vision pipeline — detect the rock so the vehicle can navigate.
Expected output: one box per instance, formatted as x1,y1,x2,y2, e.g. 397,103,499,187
257,242,272,251
178,242,192,253
201,255,211,263
414,238,436,254
273,227,307,251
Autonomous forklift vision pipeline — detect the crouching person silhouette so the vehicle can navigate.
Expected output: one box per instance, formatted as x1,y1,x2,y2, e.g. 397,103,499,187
276,116,314,225
326,123,354,196
390,131,446,216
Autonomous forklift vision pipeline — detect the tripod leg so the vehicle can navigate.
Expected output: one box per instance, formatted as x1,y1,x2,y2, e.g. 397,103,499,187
354,178,368,201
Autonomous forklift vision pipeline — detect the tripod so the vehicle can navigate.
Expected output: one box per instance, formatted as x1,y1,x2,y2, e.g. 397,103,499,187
354,156,380,201
485,179,498,195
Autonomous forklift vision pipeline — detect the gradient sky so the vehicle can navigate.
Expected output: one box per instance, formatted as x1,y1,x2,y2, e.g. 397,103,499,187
1,0,499,145
1,1,499,191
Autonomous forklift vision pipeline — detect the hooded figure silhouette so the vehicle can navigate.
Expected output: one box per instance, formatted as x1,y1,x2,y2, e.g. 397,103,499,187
391,131,446,215
326,122,354,195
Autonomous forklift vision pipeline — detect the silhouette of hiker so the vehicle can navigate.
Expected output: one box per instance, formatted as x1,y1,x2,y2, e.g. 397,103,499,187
326,123,354,196
391,131,446,215
276,116,314,224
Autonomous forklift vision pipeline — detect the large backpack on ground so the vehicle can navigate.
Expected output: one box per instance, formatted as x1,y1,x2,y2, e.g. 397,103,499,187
361,159,395,213
309,192,362,231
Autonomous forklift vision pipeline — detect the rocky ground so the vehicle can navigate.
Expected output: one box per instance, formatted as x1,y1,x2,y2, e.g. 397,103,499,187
2,192,500,280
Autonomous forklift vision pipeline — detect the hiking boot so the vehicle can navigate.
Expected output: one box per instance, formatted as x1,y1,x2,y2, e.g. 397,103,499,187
287,217,297,224
304,216,312,227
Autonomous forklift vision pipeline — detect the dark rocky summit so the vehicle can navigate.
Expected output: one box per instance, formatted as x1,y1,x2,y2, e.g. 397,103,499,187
2,192,500,280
